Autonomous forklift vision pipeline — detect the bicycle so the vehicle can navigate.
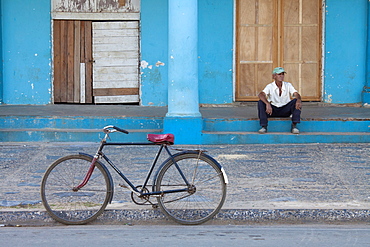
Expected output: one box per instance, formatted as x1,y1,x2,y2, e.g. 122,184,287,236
41,125,228,225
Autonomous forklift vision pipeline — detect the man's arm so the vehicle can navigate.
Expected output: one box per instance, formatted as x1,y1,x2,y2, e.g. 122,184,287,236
293,92,302,110
258,91,273,115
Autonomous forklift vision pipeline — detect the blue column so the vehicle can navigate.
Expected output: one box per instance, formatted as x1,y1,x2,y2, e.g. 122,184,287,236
167,0,200,117
164,0,202,144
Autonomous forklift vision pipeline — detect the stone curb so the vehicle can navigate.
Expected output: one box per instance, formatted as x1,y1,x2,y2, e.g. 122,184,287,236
1,209,369,226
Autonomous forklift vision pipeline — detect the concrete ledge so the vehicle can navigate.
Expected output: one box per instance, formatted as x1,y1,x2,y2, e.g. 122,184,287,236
202,132,370,144
1,209,370,226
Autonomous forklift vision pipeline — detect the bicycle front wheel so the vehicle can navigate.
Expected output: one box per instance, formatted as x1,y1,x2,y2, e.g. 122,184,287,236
41,154,112,225
155,152,227,225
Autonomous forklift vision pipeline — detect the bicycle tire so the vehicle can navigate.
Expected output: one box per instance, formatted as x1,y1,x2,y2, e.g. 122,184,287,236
41,154,112,225
155,152,227,225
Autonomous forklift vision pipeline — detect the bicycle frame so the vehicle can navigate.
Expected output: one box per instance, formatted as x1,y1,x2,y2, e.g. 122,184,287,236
73,132,191,198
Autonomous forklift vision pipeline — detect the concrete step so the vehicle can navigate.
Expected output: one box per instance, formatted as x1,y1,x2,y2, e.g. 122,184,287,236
203,118,370,132
0,116,163,142
1,116,163,130
202,131,370,144
202,117,370,144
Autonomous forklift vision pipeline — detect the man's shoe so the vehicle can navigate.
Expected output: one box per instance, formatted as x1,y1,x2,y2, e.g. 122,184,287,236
258,127,267,134
291,126,300,134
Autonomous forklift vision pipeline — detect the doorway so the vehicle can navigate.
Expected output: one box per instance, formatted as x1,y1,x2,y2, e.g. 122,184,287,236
235,0,322,101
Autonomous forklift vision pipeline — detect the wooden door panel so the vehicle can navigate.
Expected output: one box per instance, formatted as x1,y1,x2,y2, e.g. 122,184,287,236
67,21,76,103
239,64,255,97
284,0,299,24
302,27,318,61
92,21,139,104
302,0,319,23
301,64,318,96
258,27,274,61
284,26,300,61
236,0,276,101
53,20,93,104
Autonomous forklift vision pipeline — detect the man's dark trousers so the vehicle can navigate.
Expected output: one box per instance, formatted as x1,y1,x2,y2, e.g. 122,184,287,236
258,99,301,127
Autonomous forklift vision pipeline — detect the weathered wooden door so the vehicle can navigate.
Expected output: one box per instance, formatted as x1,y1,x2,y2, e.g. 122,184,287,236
235,0,322,101
53,20,93,103
92,21,139,104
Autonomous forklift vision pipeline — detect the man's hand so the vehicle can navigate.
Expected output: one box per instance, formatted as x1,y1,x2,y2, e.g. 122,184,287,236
258,91,273,115
265,103,273,115
293,92,302,110
295,100,302,110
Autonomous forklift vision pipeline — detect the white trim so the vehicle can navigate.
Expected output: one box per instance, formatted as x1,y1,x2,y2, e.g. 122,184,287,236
51,12,140,20
80,63,86,103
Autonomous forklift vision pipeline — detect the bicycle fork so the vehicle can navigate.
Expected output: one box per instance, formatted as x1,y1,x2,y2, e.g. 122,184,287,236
72,155,99,192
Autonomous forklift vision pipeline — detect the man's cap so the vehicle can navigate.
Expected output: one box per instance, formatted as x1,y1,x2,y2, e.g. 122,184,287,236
272,67,286,74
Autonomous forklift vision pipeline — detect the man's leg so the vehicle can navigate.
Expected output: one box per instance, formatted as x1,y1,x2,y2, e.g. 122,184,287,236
258,100,269,127
274,99,301,121
288,99,301,125
285,99,301,133
258,100,269,133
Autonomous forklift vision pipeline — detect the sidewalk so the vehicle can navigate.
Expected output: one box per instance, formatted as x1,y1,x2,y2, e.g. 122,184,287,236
0,142,369,225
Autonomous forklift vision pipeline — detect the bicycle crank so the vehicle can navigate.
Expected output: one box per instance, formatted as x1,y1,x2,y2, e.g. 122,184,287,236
130,186,155,206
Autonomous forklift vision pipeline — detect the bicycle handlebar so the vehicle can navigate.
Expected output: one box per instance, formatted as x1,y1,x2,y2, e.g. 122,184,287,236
103,125,129,134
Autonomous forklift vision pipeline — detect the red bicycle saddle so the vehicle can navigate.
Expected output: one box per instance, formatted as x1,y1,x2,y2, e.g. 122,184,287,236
147,134,175,145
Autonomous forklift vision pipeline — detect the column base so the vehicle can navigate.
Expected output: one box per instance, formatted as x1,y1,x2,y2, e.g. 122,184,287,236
163,116,202,145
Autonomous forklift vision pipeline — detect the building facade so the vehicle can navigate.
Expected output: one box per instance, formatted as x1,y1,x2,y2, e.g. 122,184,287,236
1,0,370,106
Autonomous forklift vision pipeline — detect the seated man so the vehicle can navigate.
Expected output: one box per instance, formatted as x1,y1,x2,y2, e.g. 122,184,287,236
257,67,302,134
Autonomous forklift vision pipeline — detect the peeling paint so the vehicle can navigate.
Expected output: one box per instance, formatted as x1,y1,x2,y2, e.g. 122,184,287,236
155,61,165,67
327,94,332,103
140,60,148,69
141,60,165,70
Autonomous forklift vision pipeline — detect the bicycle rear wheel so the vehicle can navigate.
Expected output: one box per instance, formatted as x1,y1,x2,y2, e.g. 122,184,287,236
41,154,112,225
155,152,227,225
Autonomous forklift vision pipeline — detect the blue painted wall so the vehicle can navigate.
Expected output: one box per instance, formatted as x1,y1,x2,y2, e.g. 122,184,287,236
1,0,369,106
198,0,233,104
324,0,368,104
140,0,169,106
140,0,234,106
2,0,51,105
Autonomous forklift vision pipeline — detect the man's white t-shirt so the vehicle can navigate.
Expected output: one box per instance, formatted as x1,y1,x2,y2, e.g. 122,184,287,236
262,81,298,107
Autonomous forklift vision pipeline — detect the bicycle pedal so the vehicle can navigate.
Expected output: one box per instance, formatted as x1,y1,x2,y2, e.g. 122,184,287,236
119,184,129,189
